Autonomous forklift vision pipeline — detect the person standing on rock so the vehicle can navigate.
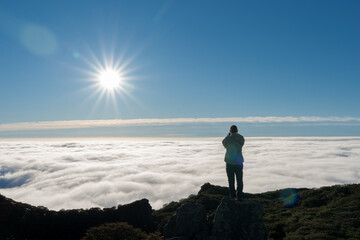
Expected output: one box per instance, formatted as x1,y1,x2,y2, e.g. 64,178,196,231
222,125,245,200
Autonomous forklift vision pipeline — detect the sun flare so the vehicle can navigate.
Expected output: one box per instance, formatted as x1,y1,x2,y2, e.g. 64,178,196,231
79,48,139,114
98,68,121,90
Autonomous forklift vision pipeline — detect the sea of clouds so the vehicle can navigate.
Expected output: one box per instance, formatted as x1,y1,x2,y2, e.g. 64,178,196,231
1,137,360,210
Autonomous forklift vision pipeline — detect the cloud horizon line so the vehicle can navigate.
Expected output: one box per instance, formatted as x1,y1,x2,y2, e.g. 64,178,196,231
1,116,360,132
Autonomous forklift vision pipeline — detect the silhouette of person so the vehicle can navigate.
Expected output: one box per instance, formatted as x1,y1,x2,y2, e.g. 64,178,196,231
222,125,245,200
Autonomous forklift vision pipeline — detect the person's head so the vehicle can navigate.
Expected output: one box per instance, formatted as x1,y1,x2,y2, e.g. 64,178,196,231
230,125,238,134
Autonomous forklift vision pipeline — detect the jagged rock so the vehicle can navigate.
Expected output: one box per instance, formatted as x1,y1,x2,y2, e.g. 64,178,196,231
164,203,208,239
117,198,154,231
199,182,228,196
212,197,267,240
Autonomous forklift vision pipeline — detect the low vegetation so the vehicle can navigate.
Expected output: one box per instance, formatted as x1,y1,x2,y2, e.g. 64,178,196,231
81,222,161,240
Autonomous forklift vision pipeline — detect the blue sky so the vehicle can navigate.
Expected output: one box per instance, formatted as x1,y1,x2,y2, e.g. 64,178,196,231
1,0,360,137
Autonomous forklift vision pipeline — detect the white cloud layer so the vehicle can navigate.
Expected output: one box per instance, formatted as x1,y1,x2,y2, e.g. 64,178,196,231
1,116,360,131
1,137,360,210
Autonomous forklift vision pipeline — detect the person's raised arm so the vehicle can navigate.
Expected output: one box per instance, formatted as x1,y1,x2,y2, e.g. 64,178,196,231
222,133,231,147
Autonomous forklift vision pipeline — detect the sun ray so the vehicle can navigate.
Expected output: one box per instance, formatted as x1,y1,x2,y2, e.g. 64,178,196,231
75,48,141,115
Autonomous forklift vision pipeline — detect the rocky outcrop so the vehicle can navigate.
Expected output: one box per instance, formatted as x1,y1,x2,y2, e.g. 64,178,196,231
164,203,208,240
164,197,267,240
212,197,267,240
0,195,154,240
117,198,154,231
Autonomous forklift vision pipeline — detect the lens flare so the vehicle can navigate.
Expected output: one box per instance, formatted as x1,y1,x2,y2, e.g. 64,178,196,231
280,189,299,207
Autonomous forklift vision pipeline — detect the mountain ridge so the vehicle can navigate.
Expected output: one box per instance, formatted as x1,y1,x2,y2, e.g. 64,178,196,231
1,183,360,239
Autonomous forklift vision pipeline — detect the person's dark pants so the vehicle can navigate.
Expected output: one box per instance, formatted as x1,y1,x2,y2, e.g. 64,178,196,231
226,163,243,200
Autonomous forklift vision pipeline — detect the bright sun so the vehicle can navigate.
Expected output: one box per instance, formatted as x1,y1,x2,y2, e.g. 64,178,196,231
81,50,138,110
98,68,121,90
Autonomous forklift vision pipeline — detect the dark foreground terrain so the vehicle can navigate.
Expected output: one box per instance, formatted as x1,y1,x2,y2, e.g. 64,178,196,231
1,183,359,239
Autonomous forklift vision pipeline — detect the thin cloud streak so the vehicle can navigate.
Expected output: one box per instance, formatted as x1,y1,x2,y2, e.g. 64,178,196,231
1,116,360,131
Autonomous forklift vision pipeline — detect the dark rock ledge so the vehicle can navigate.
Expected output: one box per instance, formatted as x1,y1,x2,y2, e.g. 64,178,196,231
164,197,267,240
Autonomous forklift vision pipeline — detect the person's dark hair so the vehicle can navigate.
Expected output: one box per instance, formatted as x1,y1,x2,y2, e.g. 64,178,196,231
230,125,238,133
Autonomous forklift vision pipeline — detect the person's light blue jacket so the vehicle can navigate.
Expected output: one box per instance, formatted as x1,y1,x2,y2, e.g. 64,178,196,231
222,133,245,167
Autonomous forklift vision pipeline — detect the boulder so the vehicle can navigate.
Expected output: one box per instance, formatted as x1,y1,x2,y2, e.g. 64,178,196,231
117,198,154,231
164,203,208,239
212,197,267,240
